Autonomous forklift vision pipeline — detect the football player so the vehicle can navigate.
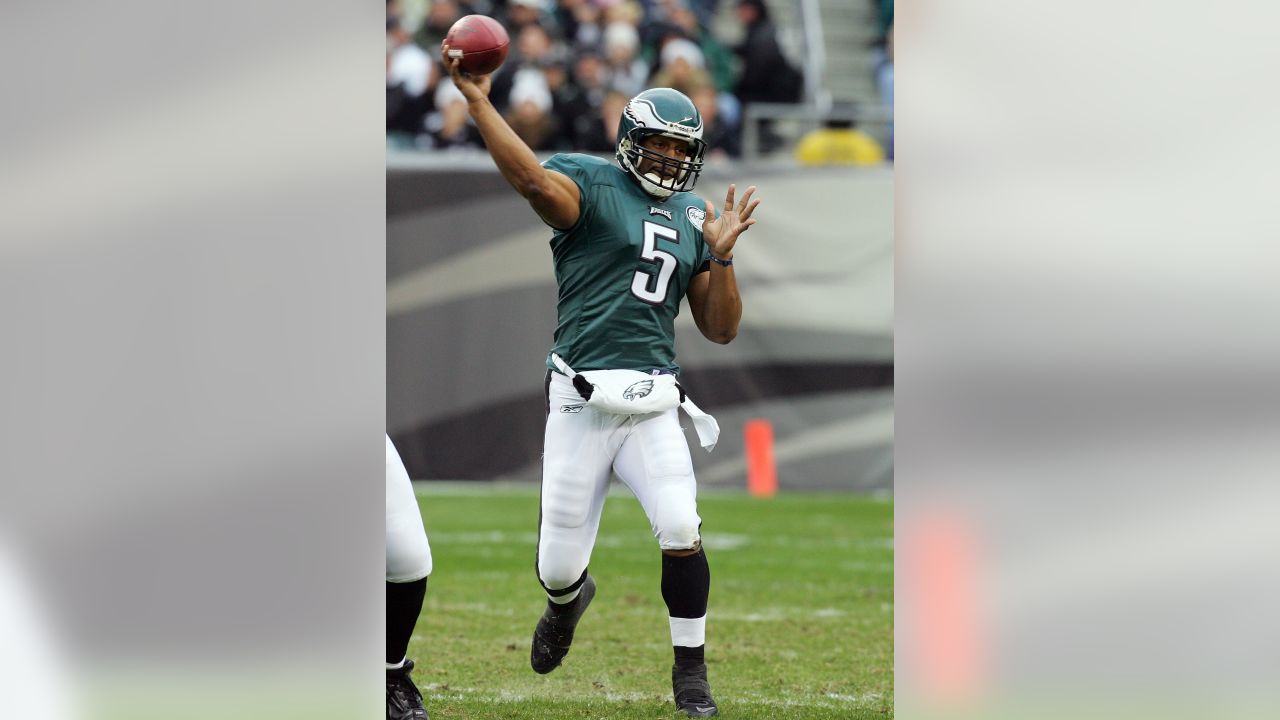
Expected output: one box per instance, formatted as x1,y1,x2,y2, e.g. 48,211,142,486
386,435,433,720
444,44,760,718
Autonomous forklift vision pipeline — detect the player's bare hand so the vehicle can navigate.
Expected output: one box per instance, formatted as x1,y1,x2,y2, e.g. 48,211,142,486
441,43,492,103
702,184,760,260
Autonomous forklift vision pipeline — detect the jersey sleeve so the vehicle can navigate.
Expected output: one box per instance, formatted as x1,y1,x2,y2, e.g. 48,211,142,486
540,153,592,233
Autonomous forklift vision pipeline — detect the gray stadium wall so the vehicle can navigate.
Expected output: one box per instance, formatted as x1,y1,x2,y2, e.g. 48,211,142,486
387,159,893,491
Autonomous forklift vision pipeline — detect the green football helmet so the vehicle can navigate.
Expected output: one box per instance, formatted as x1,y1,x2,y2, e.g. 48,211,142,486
616,88,707,198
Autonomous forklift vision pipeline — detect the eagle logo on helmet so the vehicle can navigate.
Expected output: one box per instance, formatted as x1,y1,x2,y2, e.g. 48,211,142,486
616,88,708,199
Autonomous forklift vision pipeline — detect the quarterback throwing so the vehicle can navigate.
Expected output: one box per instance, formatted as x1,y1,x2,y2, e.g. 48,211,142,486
444,40,760,719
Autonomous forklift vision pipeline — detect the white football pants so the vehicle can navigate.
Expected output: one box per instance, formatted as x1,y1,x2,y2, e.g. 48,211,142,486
538,371,702,592
386,435,432,582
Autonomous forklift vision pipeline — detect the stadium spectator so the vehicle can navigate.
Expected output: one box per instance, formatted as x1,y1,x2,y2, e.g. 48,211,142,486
426,80,485,150
491,21,562,114
690,83,740,159
637,0,679,62
651,38,713,98
602,21,650,97
574,48,610,102
661,0,735,94
573,89,630,152
499,19,561,78
562,49,611,147
505,0,554,34
414,0,464,51
687,0,720,29
387,17,430,100
506,70,558,150
520,21,560,64
732,0,802,105
387,16,434,137
555,0,604,49
602,0,645,29
731,0,801,154
600,89,630,146
542,53,583,149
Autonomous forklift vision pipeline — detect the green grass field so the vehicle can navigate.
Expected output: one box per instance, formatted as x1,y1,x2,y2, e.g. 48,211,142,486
411,485,893,719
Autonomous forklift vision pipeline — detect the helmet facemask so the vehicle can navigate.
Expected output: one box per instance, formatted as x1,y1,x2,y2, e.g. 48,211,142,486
619,131,706,198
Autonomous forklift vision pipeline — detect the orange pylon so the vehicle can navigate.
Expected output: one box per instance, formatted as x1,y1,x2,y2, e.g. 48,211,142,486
743,419,777,497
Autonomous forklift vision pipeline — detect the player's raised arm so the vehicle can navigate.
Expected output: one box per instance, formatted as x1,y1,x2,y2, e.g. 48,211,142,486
442,44,580,229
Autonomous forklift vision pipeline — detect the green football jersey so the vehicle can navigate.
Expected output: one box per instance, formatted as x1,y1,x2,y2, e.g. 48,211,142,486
541,153,713,375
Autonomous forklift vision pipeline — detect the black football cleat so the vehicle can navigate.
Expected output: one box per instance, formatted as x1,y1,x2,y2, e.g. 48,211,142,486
530,574,596,674
386,659,428,720
672,663,719,717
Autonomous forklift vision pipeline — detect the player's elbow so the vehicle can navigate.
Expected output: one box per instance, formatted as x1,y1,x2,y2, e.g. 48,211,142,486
705,327,737,344
696,314,738,344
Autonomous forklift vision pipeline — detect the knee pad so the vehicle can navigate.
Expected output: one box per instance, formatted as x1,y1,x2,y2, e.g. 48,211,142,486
658,521,701,551
536,550,585,592
653,493,702,551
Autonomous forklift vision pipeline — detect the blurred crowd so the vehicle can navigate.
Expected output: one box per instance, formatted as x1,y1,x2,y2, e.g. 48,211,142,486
387,0,805,158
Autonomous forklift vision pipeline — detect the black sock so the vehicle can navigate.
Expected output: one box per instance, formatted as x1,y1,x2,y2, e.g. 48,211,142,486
387,577,427,665
674,644,705,668
661,548,710,619
662,548,710,668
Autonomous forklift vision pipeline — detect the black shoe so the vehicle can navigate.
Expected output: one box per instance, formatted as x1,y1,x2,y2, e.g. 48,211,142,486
387,659,428,720
672,663,718,717
530,575,596,674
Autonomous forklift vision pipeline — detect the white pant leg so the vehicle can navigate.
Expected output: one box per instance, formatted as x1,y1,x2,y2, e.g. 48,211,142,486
386,435,432,582
537,372,624,591
612,409,702,551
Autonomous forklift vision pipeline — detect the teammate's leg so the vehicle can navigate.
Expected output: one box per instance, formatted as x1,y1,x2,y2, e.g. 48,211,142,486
614,410,718,717
531,371,620,673
386,436,432,720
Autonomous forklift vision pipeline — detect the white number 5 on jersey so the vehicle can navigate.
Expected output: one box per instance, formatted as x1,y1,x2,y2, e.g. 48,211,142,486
631,220,679,305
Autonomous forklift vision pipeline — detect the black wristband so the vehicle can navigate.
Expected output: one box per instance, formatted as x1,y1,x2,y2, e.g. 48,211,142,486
709,255,733,267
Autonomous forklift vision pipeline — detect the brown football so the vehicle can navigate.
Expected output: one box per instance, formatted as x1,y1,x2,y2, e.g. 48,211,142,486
443,15,510,76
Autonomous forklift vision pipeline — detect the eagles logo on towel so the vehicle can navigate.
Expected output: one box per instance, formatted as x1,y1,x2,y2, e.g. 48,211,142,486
623,379,655,400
